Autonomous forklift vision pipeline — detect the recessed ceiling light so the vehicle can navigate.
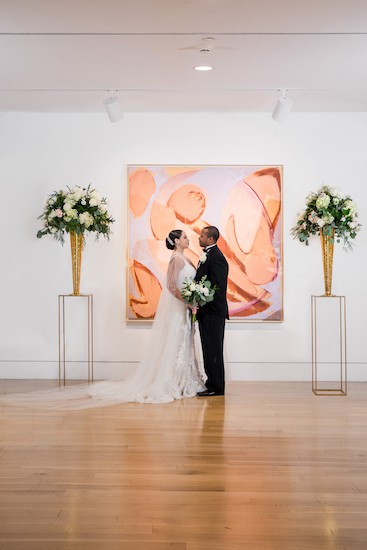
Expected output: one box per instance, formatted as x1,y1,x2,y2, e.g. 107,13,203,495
193,65,214,71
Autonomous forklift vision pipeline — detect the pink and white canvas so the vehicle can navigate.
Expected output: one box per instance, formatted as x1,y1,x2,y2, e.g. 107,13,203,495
127,165,283,321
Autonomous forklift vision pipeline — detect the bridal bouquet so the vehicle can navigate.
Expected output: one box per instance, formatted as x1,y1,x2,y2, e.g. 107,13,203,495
290,185,361,250
181,275,217,322
37,184,114,244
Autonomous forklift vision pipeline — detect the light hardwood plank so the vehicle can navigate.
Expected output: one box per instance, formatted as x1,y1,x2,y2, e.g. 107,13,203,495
0,380,366,549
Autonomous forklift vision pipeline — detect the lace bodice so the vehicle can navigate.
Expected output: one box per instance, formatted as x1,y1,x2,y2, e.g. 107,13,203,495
167,253,196,300
178,258,196,287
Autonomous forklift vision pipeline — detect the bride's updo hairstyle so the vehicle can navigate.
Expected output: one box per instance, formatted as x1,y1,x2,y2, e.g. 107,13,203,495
166,229,183,250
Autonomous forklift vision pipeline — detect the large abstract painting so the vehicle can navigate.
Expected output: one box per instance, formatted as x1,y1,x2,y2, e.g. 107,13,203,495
127,165,283,321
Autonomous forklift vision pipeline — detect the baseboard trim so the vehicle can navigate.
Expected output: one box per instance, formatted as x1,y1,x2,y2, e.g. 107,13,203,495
0,360,366,381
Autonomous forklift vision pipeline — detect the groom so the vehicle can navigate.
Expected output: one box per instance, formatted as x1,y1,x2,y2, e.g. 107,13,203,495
195,226,229,396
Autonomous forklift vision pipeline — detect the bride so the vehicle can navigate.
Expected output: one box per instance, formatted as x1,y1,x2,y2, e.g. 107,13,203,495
1,229,206,409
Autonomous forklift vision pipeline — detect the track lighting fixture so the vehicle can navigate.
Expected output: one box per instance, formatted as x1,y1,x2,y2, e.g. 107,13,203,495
103,94,123,123
272,90,293,122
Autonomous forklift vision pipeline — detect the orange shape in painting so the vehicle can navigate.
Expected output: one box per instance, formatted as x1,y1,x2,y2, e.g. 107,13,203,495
168,184,206,223
226,212,278,286
150,201,177,240
129,259,162,319
223,169,281,287
129,169,156,217
244,216,278,285
245,167,281,227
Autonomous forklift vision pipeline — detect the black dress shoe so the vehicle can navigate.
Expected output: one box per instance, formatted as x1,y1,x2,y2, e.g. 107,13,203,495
197,390,224,396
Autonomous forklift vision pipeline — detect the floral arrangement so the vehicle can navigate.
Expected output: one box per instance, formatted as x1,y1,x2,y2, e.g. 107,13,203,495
181,275,217,322
291,185,361,250
37,184,114,244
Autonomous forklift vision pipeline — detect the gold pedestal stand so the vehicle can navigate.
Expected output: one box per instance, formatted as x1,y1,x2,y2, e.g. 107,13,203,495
311,295,347,396
58,294,94,385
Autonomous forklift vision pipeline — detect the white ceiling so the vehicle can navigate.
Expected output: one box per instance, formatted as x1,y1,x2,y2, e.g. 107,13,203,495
1,0,367,114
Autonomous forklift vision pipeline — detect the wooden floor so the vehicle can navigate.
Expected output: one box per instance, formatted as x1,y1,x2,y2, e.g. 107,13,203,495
0,381,367,550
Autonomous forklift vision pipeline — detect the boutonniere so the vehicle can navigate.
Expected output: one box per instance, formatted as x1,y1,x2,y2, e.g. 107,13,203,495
199,252,207,264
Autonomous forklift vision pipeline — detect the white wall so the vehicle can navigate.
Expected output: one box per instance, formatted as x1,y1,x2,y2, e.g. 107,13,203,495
1,111,366,381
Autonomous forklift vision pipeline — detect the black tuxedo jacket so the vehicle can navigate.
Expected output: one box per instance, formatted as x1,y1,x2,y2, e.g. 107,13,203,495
195,245,229,319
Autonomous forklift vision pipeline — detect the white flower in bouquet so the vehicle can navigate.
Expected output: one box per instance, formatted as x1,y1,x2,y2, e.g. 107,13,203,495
180,275,217,322
79,212,94,228
291,185,361,250
65,209,78,222
89,197,101,207
37,184,114,244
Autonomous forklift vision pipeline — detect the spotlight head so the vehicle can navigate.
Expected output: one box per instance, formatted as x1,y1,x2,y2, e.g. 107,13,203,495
272,93,293,122
103,96,123,123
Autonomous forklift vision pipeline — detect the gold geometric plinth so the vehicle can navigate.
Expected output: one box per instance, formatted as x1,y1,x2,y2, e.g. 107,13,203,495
58,294,94,385
311,295,347,396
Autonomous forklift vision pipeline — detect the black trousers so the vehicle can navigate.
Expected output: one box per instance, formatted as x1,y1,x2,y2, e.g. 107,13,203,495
198,314,226,394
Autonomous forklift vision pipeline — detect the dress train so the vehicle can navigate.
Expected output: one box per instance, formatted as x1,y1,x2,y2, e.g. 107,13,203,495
0,257,205,410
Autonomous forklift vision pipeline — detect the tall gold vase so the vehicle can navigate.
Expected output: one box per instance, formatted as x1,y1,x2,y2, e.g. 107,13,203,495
320,229,334,296
70,231,84,296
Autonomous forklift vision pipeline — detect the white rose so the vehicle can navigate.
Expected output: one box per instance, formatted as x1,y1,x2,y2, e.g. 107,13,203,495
90,190,101,201
199,252,207,263
71,189,81,200
89,197,100,207
189,282,196,291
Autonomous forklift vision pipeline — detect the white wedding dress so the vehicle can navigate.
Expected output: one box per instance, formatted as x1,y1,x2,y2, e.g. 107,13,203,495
0,253,206,409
